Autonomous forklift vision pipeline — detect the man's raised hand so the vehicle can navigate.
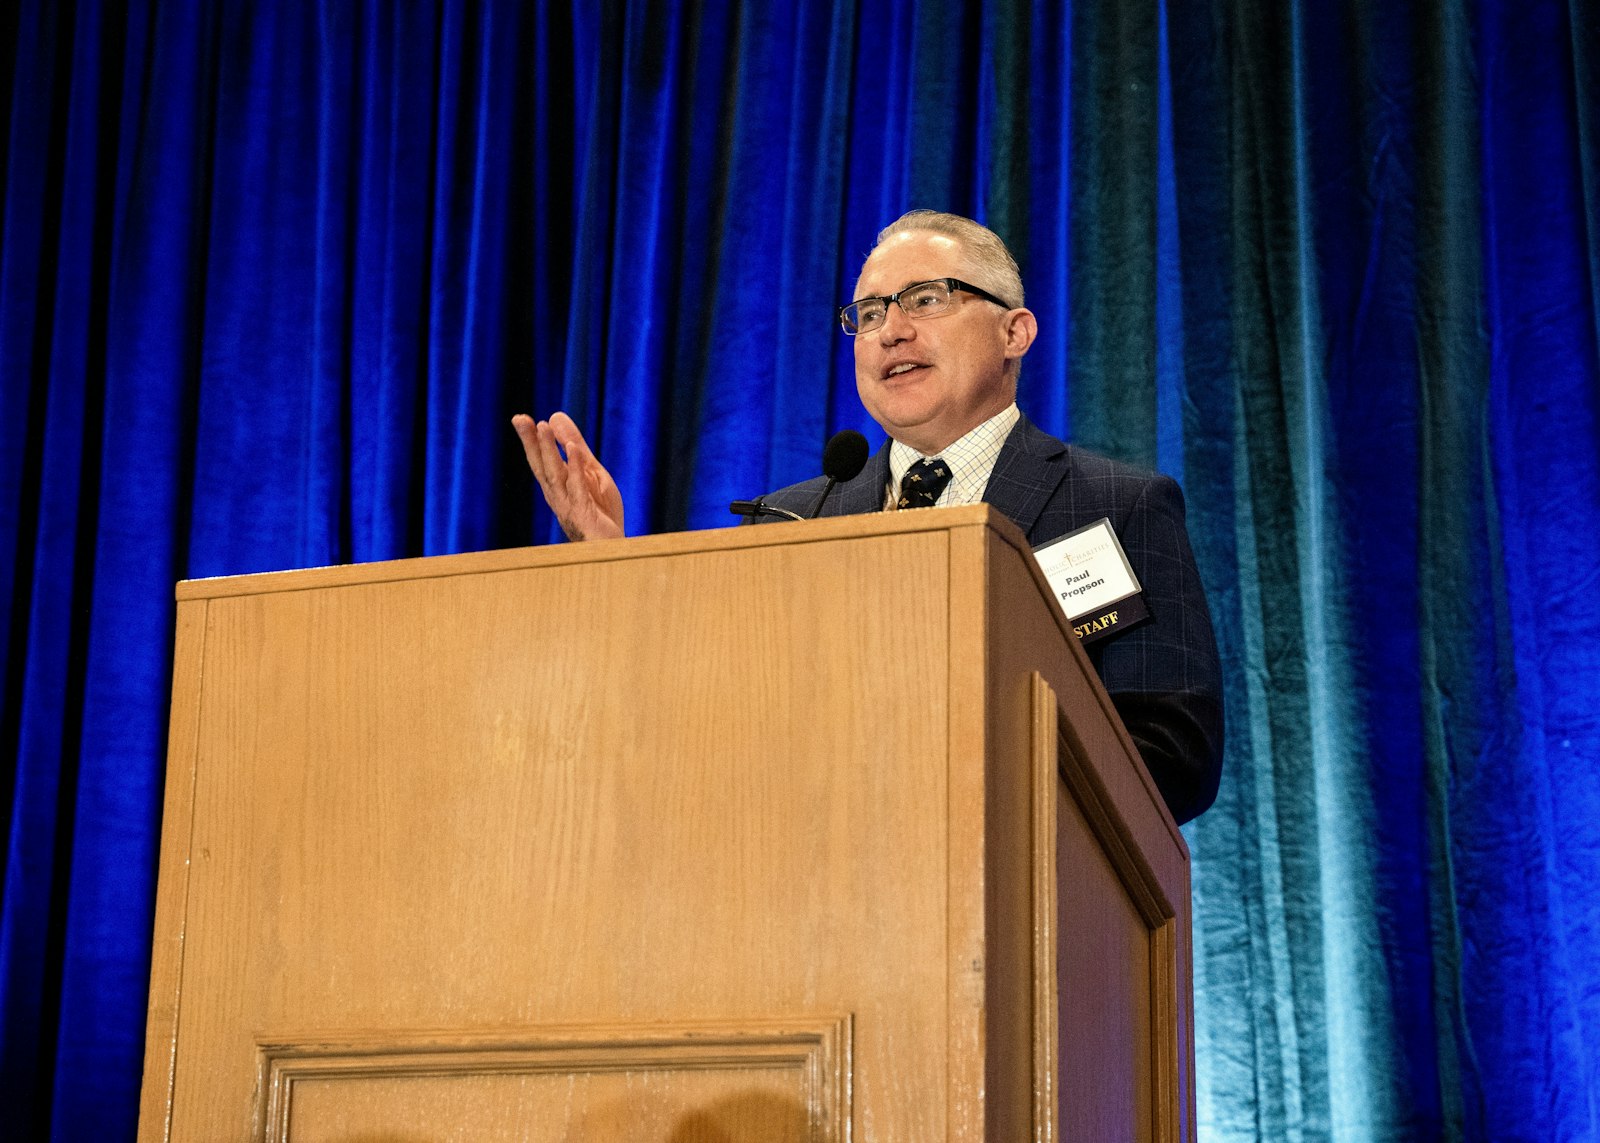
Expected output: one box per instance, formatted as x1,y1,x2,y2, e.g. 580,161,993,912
511,412,625,541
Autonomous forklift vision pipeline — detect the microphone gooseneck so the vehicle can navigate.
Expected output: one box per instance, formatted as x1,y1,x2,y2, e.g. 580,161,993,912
729,429,871,523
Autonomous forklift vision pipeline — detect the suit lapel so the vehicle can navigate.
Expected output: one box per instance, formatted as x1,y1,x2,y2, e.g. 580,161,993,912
981,415,1071,538
818,419,1069,528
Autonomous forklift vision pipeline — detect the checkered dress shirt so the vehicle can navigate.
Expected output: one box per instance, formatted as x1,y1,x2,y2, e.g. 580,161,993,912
885,404,1021,509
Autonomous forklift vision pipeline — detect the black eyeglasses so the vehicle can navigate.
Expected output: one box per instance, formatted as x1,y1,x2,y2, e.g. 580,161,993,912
838,278,1016,336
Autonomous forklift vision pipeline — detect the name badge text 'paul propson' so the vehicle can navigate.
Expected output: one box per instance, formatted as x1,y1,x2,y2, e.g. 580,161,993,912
1032,518,1150,645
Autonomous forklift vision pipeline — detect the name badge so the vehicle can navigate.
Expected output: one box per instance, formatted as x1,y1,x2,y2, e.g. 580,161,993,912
1032,518,1150,644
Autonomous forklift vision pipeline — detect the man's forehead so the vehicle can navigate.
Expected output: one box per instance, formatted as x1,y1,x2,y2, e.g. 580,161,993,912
855,230,966,294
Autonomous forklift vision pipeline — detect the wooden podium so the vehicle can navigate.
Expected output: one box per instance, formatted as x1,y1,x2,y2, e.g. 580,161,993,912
138,506,1194,1142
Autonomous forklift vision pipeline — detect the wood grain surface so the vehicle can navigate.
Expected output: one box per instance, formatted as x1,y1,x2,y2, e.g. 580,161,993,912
138,507,1192,1142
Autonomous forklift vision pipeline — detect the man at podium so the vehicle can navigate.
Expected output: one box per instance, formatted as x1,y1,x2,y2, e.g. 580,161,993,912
513,210,1223,824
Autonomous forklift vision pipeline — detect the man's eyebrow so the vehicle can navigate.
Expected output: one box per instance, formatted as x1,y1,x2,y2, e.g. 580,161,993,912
859,277,936,299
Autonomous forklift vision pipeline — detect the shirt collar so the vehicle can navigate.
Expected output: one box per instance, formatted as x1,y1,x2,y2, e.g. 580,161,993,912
887,404,1021,508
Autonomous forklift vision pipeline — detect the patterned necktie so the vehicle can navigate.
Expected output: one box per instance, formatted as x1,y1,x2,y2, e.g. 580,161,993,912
897,457,952,509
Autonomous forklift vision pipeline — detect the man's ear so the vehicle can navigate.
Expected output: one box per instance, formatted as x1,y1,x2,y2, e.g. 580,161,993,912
1002,307,1038,360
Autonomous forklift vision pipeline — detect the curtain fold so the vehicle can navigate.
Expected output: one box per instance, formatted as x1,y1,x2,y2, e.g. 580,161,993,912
37,4,221,1131
3,1,1598,1138
1472,0,1600,1134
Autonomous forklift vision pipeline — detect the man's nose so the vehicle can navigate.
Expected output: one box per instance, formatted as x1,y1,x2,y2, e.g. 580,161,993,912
877,301,915,343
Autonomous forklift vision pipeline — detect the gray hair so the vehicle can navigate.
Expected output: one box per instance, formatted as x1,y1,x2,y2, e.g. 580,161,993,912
872,210,1025,309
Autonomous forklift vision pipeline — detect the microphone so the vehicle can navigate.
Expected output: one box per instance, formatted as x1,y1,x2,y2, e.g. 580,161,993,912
808,430,869,518
728,429,870,522
728,497,803,522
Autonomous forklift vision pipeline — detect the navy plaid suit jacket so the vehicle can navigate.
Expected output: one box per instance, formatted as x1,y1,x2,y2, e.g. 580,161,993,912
759,413,1224,824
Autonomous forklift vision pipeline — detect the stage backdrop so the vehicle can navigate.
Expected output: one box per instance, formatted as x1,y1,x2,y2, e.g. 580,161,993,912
3,1,1597,1139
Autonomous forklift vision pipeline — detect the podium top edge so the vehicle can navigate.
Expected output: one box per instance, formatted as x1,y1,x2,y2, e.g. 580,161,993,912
175,504,1031,601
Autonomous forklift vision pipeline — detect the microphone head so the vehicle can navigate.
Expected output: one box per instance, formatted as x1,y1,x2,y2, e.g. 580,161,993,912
821,430,870,483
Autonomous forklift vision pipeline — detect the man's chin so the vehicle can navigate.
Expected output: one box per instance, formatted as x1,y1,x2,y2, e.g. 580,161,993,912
862,391,936,429
869,410,936,445
881,417,955,455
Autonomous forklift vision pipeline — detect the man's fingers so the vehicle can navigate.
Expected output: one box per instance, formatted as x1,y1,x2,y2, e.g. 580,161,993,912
515,415,575,515
512,415,548,481
538,422,580,493
547,412,595,466
550,415,616,496
543,415,601,499
548,410,582,439
512,410,621,541
535,419,602,534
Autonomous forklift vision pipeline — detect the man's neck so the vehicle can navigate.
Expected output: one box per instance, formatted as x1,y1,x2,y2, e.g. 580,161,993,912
886,404,1021,509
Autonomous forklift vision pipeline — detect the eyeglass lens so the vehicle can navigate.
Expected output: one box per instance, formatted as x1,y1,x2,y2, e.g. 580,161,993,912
842,280,953,335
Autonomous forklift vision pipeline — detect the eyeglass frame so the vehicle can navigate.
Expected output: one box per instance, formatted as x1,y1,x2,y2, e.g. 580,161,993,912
837,277,1017,336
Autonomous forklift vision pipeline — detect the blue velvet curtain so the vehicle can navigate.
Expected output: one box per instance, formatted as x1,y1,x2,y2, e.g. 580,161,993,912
3,1,1597,1138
